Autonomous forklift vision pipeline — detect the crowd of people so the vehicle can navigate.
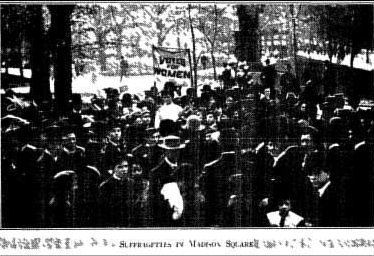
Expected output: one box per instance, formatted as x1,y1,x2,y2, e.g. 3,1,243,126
1,59,374,228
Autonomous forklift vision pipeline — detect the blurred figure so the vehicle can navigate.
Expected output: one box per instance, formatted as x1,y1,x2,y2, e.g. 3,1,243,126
48,170,79,227
260,59,277,99
120,56,129,82
280,63,299,99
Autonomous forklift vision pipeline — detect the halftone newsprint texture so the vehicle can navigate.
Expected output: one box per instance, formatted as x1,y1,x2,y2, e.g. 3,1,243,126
0,1,373,255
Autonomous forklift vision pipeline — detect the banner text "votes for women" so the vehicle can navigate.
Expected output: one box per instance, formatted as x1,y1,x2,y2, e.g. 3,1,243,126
153,46,192,86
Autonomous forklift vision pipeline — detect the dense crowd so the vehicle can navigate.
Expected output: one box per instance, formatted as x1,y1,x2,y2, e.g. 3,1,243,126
2,60,374,228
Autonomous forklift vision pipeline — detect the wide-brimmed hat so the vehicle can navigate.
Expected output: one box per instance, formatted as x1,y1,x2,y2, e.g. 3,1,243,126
158,135,186,150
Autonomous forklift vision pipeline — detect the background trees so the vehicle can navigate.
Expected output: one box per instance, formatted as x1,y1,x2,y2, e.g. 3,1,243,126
1,3,373,112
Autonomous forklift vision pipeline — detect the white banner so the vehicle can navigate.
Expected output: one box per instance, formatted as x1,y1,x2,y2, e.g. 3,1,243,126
152,46,192,88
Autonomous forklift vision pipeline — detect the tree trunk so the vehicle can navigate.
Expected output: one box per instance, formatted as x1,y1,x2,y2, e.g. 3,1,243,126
211,50,216,80
28,6,51,104
49,5,74,116
97,32,107,72
188,5,198,95
212,5,218,80
236,5,261,63
366,49,370,64
350,50,355,68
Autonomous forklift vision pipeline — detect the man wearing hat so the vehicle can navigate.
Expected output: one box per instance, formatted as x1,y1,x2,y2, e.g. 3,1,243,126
127,154,151,227
11,124,46,227
124,111,146,151
280,63,299,100
141,110,153,129
220,62,236,90
154,90,183,129
99,156,134,227
261,59,277,99
149,135,185,226
99,120,127,181
200,84,213,107
131,127,161,178
199,128,241,227
180,88,195,108
48,170,79,227
55,124,86,176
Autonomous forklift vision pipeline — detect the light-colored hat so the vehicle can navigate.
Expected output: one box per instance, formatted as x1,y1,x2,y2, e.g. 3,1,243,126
158,135,186,150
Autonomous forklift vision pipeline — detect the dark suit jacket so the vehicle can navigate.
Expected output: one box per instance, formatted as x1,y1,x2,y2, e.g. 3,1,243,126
99,176,134,227
200,152,240,226
273,146,320,222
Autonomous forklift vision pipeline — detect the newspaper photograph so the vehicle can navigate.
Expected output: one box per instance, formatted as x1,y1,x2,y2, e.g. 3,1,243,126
0,1,373,255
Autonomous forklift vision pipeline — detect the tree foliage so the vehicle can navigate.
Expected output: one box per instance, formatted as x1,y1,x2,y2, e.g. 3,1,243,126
303,5,373,66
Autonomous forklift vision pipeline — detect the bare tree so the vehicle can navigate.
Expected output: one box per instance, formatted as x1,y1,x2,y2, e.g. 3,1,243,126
188,4,198,93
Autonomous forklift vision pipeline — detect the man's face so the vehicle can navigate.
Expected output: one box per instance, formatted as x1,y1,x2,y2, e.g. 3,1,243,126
300,103,307,112
226,97,234,107
142,114,151,125
310,170,330,188
109,127,122,142
266,141,278,157
63,133,77,151
206,114,215,125
300,134,313,152
114,160,129,179
134,117,143,126
233,110,240,119
131,163,143,177
148,132,160,145
278,200,291,217
264,88,271,99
